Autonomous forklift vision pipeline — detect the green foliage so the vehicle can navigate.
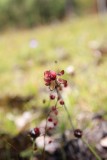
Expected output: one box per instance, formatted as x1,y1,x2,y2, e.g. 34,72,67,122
74,0,94,14
0,0,66,29
0,0,96,29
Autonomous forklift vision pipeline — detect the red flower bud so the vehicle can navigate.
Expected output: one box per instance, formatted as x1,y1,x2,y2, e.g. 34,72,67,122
50,94,55,100
34,127,40,137
48,117,53,122
57,70,64,76
60,100,64,105
60,70,64,75
48,140,52,144
58,78,67,85
51,106,56,111
29,127,40,139
64,82,68,87
50,71,56,80
54,121,58,126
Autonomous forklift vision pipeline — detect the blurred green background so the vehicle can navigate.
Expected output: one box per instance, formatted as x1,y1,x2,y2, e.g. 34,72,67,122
0,0,107,159
0,0,95,29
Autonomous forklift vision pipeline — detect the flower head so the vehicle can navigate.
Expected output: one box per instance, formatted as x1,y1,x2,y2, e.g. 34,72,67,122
44,70,67,90
44,70,56,86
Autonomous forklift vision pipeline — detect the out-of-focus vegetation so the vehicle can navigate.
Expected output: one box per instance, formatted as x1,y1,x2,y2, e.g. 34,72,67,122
0,0,94,29
0,0,107,158
1,15,107,134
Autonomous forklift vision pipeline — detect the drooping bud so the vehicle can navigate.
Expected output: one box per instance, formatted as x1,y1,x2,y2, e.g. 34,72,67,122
48,140,52,144
34,127,40,137
48,117,53,122
59,100,64,105
29,127,40,139
57,70,64,76
50,94,55,100
74,129,83,138
54,121,58,126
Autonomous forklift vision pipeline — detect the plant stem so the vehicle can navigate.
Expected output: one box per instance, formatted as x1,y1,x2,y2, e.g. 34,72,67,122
55,85,101,160
55,87,74,130
63,103,75,131
82,137,101,160
42,98,58,160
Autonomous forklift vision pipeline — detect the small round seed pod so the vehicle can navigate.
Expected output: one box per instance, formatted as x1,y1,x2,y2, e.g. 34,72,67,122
59,100,64,105
50,94,55,100
74,129,83,138
29,127,40,139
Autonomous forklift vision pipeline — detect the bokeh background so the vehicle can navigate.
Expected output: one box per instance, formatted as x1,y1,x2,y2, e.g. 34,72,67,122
0,0,107,159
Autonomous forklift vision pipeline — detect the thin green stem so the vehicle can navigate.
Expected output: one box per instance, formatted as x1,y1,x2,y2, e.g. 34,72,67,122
82,137,101,160
55,87,74,130
63,103,75,131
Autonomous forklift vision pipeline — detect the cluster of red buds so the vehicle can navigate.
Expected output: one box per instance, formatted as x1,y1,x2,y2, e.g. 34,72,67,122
44,70,68,91
29,70,66,140
29,68,98,160
44,70,67,107
29,69,83,140
44,70,83,139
